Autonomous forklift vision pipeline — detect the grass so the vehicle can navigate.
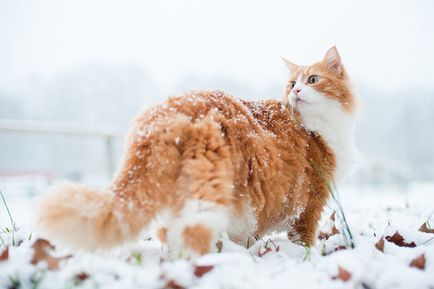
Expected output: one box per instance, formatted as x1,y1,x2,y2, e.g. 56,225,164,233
0,189,18,246
246,237,251,249
328,181,355,249
307,160,355,249
131,251,143,265
303,245,312,261
8,275,21,289
31,271,46,289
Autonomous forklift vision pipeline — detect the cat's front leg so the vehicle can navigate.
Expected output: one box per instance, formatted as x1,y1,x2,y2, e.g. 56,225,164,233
289,193,328,246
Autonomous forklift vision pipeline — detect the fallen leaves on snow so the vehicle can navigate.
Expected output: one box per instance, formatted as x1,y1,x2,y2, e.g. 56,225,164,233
0,247,8,261
318,212,340,241
194,265,214,277
332,266,351,282
385,231,416,248
409,254,426,270
375,237,385,252
419,222,434,234
165,280,185,289
31,239,71,270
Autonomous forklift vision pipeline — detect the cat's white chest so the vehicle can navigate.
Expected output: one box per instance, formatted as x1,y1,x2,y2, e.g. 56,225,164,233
301,104,358,181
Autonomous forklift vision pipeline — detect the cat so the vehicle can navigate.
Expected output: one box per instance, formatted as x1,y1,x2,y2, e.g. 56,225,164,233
37,47,357,259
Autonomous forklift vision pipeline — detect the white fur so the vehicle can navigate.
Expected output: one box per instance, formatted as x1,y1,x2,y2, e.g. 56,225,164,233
288,82,359,181
167,199,228,259
226,203,257,242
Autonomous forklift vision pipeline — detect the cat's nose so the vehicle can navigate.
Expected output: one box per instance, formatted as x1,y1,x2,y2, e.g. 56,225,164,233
294,88,302,95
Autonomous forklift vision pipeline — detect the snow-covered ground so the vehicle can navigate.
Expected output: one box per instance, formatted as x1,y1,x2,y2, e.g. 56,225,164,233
1,182,434,289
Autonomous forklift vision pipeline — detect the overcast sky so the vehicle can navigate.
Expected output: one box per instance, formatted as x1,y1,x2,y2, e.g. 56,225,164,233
1,0,433,97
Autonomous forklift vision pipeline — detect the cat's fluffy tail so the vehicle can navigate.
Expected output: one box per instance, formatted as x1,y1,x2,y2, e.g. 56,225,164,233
36,182,143,251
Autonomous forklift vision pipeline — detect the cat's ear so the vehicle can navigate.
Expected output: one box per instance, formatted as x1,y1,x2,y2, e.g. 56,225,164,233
323,46,343,75
282,57,298,75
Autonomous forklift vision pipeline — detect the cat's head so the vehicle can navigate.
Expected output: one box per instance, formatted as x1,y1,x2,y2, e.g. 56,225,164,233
282,47,355,130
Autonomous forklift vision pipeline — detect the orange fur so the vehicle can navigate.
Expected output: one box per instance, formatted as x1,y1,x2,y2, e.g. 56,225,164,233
182,225,213,256
157,227,168,243
37,47,355,257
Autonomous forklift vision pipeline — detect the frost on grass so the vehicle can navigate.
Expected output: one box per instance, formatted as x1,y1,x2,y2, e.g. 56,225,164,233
1,188,434,289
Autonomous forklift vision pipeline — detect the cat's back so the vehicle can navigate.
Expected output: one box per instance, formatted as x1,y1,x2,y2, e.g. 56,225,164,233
140,90,298,134
135,90,267,138
166,90,256,122
134,90,304,154
241,99,301,138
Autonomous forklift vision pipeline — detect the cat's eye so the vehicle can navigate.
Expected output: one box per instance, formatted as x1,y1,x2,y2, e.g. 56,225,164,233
307,75,320,84
289,81,296,89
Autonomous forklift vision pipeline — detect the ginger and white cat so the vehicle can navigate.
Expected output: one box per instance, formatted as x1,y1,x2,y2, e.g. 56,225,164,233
37,47,357,259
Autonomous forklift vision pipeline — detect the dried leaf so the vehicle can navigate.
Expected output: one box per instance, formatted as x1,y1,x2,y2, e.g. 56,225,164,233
335,245,347,252
330,212,336,221
318,227,340,240
409,254,426,270
165,280,184,289
318,212,340,240
419,223,434,234
258,247,272,257
318,231,330,240
0,247,8,261
31,239,71,270
332,266,351,282
216,240,223,253
385,231,416,248
75,272,89,282
194,265,214,277
321,245,349,257
375,237,385,252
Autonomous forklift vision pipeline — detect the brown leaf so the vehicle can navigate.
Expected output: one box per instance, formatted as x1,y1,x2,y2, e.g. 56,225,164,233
332,266,351,282
75,272,89,282
321,245,349,257
318,231,330,240
318,212,340,240
318,226,340,240
335,245,347,252
216,240,223,253
31,239,71,270
409,254,426,270
419,223,434,234
165,280,184,289
330,212,336,221
194,265,214,277
0,247,8,261
258,247,272,257
385,231,416,248
375,237,385,252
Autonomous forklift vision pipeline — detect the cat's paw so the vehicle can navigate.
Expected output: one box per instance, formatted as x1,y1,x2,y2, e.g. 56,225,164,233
287,228,304,245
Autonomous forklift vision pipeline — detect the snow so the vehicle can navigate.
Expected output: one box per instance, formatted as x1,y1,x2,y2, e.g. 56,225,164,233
1,183,434,289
